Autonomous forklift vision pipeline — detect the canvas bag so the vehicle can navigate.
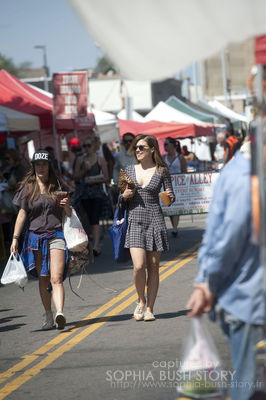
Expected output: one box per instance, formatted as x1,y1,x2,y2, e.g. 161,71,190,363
63,209,88,252
1,253,28,288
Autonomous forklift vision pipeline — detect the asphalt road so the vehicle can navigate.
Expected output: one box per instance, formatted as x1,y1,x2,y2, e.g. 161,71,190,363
0,215,231,400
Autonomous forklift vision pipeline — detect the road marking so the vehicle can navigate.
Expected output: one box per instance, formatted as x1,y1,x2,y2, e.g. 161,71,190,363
0,243,198,385
0,244,199,398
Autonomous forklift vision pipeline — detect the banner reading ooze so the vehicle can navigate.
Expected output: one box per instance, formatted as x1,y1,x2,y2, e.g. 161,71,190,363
161,172,219,216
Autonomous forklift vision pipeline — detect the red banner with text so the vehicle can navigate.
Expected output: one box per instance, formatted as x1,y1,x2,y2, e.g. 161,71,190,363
53,71,88,119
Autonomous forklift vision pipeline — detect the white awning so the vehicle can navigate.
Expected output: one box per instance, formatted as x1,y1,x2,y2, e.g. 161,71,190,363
69,0,266,80
144,101,208,125
208,100,248,123
0,105,40,131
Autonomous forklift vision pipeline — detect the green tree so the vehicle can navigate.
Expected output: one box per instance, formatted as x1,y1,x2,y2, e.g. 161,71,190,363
0,53,31,77
94,55,118,75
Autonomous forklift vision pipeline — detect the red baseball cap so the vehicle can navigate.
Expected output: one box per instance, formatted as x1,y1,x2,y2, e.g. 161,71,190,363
69,137,81,147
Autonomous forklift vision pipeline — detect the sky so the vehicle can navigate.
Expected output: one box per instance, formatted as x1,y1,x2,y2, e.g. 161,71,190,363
0,0,103,75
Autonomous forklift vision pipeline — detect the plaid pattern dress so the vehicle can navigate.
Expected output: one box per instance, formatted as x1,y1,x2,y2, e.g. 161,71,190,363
124,165,173,252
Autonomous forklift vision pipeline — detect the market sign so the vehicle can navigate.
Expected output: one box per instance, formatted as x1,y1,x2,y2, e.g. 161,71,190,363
161,172,219,216
53,71,88,119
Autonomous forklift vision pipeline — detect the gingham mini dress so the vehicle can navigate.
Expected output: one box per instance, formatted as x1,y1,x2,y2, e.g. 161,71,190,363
124,165,173,252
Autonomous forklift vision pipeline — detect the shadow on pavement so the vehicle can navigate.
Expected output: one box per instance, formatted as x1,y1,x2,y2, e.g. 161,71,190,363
155,309,188,319
62,309,189,332
0,308,13,313
0,323,26,332
64,313,133,331
0,315,26,324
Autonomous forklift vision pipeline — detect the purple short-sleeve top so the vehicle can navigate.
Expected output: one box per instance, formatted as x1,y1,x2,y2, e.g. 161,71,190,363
13,186,63,234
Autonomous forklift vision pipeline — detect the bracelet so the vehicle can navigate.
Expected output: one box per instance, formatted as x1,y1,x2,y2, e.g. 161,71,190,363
13,235,19,240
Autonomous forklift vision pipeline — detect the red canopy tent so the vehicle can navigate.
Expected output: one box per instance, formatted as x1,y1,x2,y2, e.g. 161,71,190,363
0,70,96,132
118,118,214,139
0,69,52,129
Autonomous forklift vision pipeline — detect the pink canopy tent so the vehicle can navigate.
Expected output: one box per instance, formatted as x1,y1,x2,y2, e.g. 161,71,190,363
118,118,214,139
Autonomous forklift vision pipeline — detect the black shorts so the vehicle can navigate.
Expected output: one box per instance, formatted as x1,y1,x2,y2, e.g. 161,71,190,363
81,198,102,225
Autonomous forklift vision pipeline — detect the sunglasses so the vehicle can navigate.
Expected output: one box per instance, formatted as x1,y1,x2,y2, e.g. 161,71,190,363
123,139,133,144
134,145,149,152
84,143,92,148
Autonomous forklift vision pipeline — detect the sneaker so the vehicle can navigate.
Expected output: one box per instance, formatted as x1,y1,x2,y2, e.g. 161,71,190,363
144,310,155,321
133,303,145,321
55,311,66,330
42,310,54,330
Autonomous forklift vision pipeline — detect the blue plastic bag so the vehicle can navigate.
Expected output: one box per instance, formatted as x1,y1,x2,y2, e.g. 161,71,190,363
109,197,131,263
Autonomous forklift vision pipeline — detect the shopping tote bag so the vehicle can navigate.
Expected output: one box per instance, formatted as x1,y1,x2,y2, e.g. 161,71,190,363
63,209,88,252
1,253,28,288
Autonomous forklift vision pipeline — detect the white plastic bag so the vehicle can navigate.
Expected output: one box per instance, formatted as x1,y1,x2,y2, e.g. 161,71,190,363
1,253,28,288
177,317,224,398
63,209,88,252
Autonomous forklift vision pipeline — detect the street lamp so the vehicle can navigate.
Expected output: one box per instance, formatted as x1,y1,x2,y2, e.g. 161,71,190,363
34,45,49,92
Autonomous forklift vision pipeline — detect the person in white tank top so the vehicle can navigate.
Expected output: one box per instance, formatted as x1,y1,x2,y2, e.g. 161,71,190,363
164,138,187,237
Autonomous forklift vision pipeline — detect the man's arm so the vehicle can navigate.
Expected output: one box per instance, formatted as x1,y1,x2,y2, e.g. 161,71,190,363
197,169,250,296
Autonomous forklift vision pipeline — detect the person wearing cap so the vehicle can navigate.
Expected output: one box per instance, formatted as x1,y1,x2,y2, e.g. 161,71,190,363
69,137,84,173
10,150,72,331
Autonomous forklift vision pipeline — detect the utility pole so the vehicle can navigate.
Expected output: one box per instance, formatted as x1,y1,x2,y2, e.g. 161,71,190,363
34,45,49,92
221,49,229,107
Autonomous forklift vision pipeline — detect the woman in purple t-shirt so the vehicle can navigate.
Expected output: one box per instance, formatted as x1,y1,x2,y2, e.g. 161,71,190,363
10,150,72,331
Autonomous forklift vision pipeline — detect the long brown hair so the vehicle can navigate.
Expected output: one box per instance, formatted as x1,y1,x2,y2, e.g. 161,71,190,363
17,162,60,204
129,135,168,173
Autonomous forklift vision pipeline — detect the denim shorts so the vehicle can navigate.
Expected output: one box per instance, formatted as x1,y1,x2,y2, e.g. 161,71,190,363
48,238,66,251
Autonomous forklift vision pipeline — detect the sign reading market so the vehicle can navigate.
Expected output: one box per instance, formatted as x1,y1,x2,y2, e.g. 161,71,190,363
53,71,88,119
161,172,219,215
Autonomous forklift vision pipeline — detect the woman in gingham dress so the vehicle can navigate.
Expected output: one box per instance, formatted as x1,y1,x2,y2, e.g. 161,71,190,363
121,135,174,321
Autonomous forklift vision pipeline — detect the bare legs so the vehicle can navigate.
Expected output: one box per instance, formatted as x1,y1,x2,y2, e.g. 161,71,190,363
91,224,101,253
130,248,161,313
146,251,160,313
35,250,52,312
49,248,65,313
34,248,65,314
130,248,146,308
170,215,179,235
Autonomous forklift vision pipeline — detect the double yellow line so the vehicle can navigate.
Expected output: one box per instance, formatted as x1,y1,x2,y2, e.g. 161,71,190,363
0,243,199,399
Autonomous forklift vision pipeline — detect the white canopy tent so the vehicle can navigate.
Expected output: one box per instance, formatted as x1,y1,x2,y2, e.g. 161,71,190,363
144,102,212,161
0,110,7,132
90,107,119,143
0,105,40,132
117,109,145,122
68,0,266,81
208,100,248,124
144,101,210,125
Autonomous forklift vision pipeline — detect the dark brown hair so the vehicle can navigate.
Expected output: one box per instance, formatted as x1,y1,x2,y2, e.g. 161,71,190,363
5,149,21,164
129,134,168,173
17,162,60,204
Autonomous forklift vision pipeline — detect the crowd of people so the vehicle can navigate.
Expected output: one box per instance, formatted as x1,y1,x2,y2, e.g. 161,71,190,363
0,123,264,399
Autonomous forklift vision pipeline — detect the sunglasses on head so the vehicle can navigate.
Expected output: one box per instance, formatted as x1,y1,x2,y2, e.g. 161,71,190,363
134,145,149,152
84,143,92,148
